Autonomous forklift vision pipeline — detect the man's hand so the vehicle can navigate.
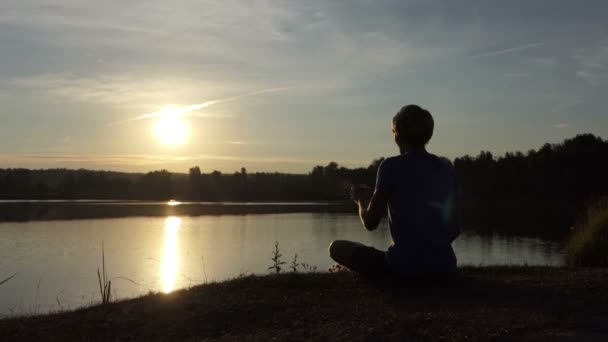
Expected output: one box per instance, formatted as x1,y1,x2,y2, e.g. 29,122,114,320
352,186,389,232
350,184,372,203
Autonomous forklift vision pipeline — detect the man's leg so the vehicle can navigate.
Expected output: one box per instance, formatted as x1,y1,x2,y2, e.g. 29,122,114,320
328,240,390,278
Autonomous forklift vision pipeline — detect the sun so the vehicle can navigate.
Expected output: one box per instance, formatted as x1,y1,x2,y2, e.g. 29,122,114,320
154,107,189,146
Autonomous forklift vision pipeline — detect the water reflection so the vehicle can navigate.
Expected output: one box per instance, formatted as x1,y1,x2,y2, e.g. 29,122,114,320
160,216,181,293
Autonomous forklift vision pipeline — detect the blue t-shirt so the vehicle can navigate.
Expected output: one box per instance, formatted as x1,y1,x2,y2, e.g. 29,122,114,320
375,151,458,277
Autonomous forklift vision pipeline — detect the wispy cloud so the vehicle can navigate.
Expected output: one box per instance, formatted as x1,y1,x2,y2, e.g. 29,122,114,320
6,73,301,120
574,43,608,85
0,153,192,166
106,87,293,126
1,1,458,89
7,73,229,108
473,42,545,58
551,98,582,113
576,70,608,83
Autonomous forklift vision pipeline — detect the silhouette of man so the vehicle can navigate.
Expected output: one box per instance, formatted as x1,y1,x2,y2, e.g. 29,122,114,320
329,105,460,280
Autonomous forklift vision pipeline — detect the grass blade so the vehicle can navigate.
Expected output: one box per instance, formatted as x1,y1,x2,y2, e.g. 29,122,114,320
0,273,16,286
97,268,103,302
113,276,140,286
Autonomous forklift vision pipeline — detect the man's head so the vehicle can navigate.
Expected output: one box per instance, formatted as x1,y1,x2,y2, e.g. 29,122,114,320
392,104,434,151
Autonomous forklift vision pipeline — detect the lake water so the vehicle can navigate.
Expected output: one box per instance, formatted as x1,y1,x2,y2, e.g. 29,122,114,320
0,213,563,315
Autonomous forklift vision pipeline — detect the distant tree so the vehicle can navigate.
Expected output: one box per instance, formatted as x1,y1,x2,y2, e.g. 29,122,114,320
135,170,172,200
324,162,339,177
310,165,324,178
189,166,201,179
188,166,202,199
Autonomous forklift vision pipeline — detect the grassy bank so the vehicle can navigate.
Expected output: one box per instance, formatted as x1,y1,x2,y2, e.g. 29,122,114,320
566,199,608,266
2,267,608,341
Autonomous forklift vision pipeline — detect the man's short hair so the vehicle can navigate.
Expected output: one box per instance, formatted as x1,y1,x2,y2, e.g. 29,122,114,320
392,105,434,148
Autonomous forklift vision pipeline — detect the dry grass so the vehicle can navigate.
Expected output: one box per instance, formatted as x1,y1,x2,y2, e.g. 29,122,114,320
565,198,608,266
97,242,112,305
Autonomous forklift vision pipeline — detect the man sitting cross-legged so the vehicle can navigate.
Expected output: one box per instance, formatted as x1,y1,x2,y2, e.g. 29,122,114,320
329,104,461,281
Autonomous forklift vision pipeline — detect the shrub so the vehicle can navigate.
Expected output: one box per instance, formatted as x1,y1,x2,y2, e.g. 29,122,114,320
290,254,300,273
268,241,286,274
565,198,608,266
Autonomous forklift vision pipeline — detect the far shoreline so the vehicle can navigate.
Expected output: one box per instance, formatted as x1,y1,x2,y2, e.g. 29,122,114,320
0,200,575,240
0,200,357,223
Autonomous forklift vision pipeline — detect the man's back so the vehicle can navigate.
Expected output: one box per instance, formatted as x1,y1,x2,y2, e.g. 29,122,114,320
376,151,458,277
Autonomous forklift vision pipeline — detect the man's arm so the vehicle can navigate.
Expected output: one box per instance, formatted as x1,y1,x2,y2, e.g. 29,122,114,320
356,189,389,231
352,158,391,231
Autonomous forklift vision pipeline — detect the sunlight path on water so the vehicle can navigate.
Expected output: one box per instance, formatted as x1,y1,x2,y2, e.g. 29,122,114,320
160,216,181,293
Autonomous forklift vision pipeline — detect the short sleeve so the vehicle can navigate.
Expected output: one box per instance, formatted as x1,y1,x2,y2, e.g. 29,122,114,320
375,159,393,194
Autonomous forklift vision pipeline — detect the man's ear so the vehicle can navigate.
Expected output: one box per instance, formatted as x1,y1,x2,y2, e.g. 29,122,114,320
394,133,402,145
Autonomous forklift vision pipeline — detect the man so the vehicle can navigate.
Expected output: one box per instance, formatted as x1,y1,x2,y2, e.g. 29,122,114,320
329,104,460,280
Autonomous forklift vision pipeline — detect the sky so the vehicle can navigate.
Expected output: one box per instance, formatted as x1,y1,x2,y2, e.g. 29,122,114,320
0,0,607,173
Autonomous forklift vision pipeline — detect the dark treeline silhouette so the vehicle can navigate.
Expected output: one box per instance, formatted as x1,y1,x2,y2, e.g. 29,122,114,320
0,160,383,202
452,134,608,236
1,134,606,203
1,134,607,231
455,134,608,206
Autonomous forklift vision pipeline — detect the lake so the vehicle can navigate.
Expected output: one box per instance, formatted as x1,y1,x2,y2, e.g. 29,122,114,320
0,212,563,315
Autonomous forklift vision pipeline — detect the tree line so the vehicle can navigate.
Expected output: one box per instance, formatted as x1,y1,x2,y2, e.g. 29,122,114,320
1,134,607,213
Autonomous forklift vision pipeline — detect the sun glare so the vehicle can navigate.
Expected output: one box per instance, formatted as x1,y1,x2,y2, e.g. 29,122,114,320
154,107,189,146
160,216,181,293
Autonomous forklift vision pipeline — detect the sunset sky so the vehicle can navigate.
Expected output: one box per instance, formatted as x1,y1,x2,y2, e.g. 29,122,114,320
1,0,607,173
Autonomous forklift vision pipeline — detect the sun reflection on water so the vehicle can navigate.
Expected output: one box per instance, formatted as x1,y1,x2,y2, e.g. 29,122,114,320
160,216,181,293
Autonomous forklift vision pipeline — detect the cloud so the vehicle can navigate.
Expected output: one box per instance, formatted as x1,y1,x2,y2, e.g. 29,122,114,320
576,70,608,84
574,43,608,85
550,98,582,113
6,73,298,116
553,123,569,129
109,86,294,125
0,153,190,167
503,73,529,79
473,42,545,58
8,73,221,108
0,1,456,87
531,57,557,67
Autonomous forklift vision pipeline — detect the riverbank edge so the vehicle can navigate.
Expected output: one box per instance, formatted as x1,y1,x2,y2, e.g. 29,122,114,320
0,201,356,222
2,266,608,341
